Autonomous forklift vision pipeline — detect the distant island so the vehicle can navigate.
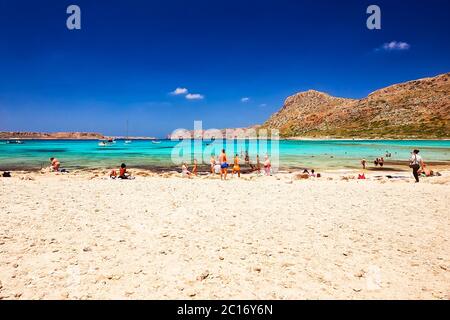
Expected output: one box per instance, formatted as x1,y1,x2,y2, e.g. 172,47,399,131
0,132,158,140
0,132,106,140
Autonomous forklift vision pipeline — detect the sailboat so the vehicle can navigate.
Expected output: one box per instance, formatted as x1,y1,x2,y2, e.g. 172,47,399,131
125,120,132,144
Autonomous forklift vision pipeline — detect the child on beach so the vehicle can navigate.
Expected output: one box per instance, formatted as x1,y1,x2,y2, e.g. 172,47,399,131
111,163,133,179
214,161,221,175
119,163,133,179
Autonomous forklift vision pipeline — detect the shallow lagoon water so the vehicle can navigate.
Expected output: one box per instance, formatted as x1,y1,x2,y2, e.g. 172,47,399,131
0,139,449,171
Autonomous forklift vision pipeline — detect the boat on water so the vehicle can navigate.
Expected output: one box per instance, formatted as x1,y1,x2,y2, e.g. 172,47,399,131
124,120,132,144
151,140,161,144
6,140,24,144
98,139,113,147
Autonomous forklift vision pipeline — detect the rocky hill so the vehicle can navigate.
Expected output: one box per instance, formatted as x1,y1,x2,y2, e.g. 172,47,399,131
263,73,450,138
0,132,105,140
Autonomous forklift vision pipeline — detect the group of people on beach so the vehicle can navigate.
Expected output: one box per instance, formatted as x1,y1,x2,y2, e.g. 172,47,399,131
359,149,435,183
181,149,272,180
45,148,438,183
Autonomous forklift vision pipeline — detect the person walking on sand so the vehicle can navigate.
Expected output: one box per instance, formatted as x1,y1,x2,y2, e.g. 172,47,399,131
219,149,229,180
409,149,423,183
232,154,241,178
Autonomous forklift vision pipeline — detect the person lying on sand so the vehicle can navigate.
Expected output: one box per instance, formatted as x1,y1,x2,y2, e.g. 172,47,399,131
214,160,221,175
418,163,434,177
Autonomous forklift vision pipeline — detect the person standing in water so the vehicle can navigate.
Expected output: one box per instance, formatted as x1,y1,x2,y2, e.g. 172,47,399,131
361,159,367,170
409,149,423,183
219,149,229,180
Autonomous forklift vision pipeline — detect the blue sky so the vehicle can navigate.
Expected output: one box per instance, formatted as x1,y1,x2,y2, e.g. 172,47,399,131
0,0,449,137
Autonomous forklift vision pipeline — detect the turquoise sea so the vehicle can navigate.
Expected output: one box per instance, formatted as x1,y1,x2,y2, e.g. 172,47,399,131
0,139,449,171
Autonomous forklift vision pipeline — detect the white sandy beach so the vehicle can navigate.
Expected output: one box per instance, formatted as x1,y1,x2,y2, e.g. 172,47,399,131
0,170,449,300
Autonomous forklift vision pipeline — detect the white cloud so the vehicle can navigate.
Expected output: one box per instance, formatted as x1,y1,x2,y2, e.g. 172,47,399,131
186,93,204,100
379,41,410,51
170,87,188,95
241,97,250,103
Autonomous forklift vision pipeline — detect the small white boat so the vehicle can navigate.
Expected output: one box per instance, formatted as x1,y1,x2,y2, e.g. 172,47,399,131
124,120,132,144
151,140,161,144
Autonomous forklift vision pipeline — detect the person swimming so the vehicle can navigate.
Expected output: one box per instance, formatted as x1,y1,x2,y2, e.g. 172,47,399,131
232,154,241,178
